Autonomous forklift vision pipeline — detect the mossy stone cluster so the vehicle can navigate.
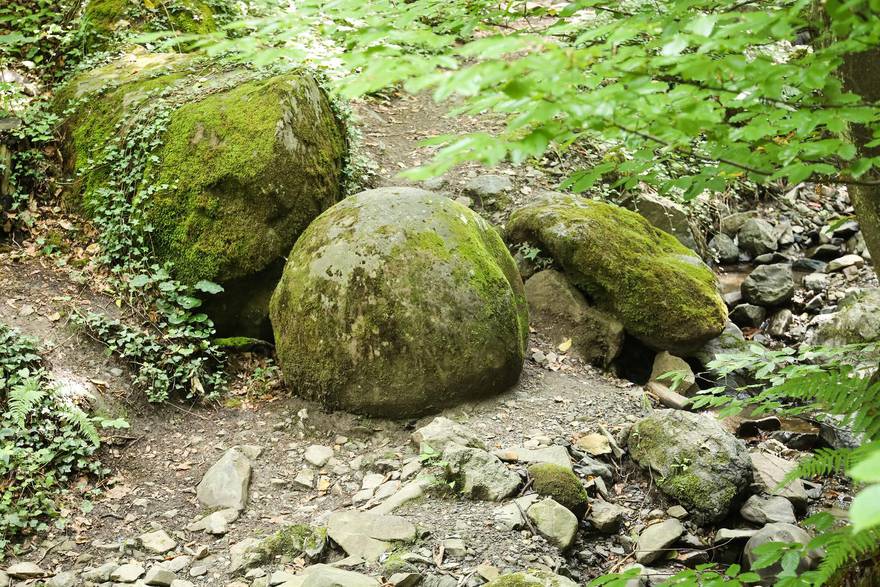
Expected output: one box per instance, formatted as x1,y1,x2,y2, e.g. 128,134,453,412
57,53,347,336
269,187,529,417
527,463,589,519
507,192,727,353
629,410,752,523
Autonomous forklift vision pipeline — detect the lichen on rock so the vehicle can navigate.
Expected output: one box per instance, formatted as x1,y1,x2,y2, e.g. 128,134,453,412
507,192,727,353
269,187,529,417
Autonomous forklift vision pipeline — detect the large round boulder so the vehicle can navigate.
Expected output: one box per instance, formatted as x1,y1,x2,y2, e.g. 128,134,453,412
57,53,347,336
507,192,726,353
629,410,752,523
269,187,529,417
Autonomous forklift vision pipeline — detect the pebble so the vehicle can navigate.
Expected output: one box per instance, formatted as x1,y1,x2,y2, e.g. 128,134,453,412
304,445,334,467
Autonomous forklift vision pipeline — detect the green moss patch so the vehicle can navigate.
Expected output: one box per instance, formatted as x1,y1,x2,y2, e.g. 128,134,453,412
527,463,589,519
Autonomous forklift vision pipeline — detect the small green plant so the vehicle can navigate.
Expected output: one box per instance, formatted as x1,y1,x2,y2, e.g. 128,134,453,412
515,241,553,270
0,325,126,553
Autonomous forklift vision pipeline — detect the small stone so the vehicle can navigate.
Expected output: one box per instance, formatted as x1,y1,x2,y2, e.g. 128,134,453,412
294,468,315,489
110,563,145,583
649,351,698,395
526,498,578,550
6,563,47,580
708,233,740,264
802,273,828,292
751,451,808,513
574,432,611,456
144,565,177,587
827,254,864,272
189,565,208,578
139,529,177,554
767,309,793,337
443,443,521,501
83,562,118,582
740,494,797,525
588,499,628,533
164,557,192,573
745,523,818,584
742,264,795,306
326,510,417,561
714,527,758,543
730,304,767,328
494,445,573,469
441,538,467,557
389,572,422,587
738,218,778,256
304,445,334,467
362,473,385,489
666,505,688,519
45,571,77,587
635,519,684,565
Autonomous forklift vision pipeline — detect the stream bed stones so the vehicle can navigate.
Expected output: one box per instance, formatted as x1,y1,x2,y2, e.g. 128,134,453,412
269,187,529,416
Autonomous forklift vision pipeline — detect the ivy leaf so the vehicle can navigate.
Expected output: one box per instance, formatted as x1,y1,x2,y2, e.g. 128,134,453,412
129,275,151,288
194,280,224,294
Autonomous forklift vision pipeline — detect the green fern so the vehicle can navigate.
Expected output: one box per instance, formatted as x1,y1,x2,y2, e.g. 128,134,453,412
60,404,101,445
7,377,47,428
802,527,880,584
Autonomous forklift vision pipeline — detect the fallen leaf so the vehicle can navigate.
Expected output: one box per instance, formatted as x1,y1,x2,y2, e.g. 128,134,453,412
558,338,572,352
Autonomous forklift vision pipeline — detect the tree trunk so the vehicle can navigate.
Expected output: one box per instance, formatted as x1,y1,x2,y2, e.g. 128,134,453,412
841,47,880,261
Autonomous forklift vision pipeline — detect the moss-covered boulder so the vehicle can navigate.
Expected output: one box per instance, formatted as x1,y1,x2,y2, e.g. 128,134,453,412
269,187,529,417
81,0,221,52
629,410,752,523
507,192,726,353
57,53,347,336
527,463,589,519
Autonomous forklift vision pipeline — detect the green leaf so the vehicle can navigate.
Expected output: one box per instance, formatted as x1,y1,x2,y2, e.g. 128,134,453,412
129,275,151,288
194,280,224,294
177,296,202,310
850,484,880,533
850,451,880,482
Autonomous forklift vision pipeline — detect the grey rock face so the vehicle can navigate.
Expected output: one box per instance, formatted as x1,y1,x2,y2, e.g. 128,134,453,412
742,264,795,306
815,288,880,346
738,218,778,256
443,443,521,501
750,451,808,513
524,269,624,368
709,233,740,264
196,448,252,511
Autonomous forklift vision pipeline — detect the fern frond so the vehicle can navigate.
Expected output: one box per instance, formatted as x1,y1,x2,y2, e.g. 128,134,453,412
804,527,880,584
7,377,47,428
788,442,880,483
60,405,101,446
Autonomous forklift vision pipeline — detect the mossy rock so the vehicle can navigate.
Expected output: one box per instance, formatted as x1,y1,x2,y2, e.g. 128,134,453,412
485,570,578,587
629,410,752,523
81,0,221,52
57,53,347,336
269,187,529,417
507,192,726,353
527,463,588,519
248,524,327,564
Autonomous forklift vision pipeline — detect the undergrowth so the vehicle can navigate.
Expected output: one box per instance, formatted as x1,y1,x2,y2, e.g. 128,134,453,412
0,325,126,553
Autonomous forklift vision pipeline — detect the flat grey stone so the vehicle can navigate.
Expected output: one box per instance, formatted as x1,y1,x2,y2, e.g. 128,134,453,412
635,519,684,565
326,511,416,561
196,448,252,511
526,498,578,550
110,563,145,583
